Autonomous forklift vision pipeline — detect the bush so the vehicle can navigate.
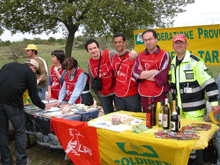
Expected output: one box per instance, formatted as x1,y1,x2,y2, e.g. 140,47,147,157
44,42,51,45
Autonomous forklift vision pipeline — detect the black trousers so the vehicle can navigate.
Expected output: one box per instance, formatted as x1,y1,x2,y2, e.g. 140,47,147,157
0,104,27,165
115,94,142,112
188,150,203,165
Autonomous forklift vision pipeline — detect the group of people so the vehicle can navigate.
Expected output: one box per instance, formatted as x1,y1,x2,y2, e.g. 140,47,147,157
1,29,220,165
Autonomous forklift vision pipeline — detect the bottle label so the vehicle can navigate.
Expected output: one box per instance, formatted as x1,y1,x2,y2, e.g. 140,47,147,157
159,113,163,125
170,121,176,131
146,113,152,126
163,114,168,127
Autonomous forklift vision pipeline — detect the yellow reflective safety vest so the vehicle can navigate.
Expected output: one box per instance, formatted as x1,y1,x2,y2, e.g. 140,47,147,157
169,50,219,120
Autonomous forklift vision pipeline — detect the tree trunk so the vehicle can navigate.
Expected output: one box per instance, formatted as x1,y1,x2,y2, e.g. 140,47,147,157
65,25,78,58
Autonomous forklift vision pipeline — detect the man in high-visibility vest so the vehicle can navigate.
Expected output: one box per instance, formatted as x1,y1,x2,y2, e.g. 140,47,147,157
169,34,220,165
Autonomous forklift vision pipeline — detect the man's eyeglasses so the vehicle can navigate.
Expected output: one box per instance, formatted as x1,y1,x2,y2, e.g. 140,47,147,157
143,38,154,42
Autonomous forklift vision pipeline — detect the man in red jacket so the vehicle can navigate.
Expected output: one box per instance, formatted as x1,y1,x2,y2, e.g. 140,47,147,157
86,39,117,114
133,29,171,112
111,33,141,112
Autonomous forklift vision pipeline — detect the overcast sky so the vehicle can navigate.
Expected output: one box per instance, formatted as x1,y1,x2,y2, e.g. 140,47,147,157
1,0,220,42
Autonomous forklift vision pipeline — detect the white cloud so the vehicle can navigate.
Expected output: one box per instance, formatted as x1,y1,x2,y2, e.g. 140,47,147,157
173,0,220,27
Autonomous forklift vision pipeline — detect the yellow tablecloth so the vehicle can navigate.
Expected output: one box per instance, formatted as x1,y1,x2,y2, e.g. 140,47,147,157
90,111,219,165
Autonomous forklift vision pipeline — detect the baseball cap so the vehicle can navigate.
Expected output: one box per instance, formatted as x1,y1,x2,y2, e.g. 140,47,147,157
25,59,39,70
173,34,187,42
23,44,38,51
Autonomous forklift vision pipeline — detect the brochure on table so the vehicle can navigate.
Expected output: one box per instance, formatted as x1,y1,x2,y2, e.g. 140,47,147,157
88,113,144,132
25,100,98,119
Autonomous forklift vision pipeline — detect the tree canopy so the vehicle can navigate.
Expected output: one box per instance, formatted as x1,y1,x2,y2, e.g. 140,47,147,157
0,0,194,57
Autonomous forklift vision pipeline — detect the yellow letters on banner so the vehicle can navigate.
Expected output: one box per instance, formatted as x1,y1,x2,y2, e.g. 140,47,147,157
134,24,220,66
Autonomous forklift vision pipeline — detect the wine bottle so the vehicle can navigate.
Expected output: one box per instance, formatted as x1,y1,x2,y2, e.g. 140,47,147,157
163,98,170,130
156,101,161,126
151,97,156,126
176,99,180,129
158,100,163,128
146,98,153,129
170,100,179,132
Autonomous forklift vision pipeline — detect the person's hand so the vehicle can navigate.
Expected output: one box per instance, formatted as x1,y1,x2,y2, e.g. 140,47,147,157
138,64,144,71
147,77,156,81
52,102,61,107
46,93,51,101
54,66,58,73
129,50,138,61
61,103,71,110
212,105,220,115
46,103,52,110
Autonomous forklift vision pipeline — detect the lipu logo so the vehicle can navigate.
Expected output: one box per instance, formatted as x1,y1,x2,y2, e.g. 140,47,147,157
116,142,159,158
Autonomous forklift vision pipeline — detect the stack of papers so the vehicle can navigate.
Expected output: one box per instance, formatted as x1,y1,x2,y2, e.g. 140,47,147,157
88,120,132,132
88,114,144,132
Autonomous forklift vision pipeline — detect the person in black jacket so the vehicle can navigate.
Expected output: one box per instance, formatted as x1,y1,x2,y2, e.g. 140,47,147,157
0,59,48,165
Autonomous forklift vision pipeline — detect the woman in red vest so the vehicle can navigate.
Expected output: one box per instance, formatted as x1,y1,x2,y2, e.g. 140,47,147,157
46,50,66,100
54,57,93,109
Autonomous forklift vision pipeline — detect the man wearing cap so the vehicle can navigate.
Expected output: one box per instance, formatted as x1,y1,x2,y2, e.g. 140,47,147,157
0,60,48,165
133,29,171,112
24,44,48,100
169,34,220,165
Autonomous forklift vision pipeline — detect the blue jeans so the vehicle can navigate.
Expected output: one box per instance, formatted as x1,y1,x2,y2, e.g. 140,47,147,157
0,104,27,165
99,95,117,115
37,85,47,101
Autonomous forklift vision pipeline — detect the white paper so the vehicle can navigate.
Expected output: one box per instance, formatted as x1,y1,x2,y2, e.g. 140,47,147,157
88,120,132,132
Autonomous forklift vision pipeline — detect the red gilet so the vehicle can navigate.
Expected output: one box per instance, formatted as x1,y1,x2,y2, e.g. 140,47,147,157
89,50,115,95
111,53,138,97
50,65,65,100
138,49,165,97
64,68,85,103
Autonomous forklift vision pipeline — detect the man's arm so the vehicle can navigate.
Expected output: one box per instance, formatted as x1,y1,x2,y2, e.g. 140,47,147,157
153,52,171,86
216,73,220,100
28,71,45,109
37,57,48,84
195,60,219,114
58,81,67,103
132,55,158,81
128,50,138,61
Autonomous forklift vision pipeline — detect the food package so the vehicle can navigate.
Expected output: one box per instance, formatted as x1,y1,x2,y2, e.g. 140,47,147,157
62,106,71,114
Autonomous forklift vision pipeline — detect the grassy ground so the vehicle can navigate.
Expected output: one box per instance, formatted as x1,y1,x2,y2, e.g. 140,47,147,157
3,131,73,165
0,44,219,164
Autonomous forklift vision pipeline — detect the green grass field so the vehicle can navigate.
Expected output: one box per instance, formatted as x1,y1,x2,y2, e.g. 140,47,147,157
0,43,219,78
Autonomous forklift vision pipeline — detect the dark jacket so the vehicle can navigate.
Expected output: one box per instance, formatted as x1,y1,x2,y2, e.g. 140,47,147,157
0,62,45,109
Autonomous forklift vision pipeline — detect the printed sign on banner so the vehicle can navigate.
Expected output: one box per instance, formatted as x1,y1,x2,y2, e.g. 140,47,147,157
134,24,220,66
51,118,101,165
